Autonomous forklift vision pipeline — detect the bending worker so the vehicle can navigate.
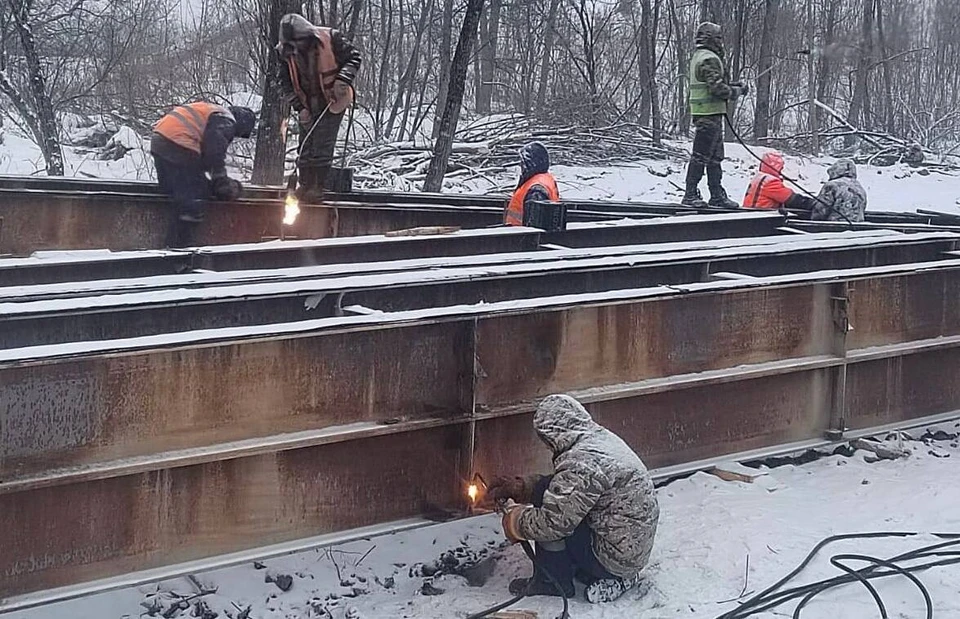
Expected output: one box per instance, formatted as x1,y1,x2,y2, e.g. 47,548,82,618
151,102,256,247
278,13,362,202
682,22,745,209
487,394,659,604
742,151,816,212
504,141,560,226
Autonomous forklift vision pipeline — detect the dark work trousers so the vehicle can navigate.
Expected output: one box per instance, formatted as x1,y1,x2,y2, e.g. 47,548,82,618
685,114,725,195
529,475,617,587
154,155,209,248
298,108,345,194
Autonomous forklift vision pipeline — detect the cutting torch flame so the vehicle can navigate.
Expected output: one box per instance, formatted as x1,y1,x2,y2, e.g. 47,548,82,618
467,483,479,503
283,193,300,226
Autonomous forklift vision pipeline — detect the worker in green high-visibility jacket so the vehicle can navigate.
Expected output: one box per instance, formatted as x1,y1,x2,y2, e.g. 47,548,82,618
682,22,747,209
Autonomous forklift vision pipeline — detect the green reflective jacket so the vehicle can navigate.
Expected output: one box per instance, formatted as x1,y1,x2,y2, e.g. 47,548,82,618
688,48,727,116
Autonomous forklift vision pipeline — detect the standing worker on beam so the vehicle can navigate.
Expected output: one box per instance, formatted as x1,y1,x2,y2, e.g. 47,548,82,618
151,102,256,248
682,22,746,209
504,142,560,226
277,13,362,202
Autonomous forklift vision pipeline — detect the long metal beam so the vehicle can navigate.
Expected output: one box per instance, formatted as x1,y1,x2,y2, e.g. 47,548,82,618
3,259,960,600
0,232,953,349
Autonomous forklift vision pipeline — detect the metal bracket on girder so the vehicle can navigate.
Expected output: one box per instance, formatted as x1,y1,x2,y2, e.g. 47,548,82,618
831,295,851,333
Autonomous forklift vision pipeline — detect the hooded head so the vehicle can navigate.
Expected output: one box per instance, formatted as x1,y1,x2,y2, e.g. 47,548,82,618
759,151,784,177
277,14,319,55
228,106,256,138
695,21,723,54
519,141,550,178
827,158,857,180
533,394,600,455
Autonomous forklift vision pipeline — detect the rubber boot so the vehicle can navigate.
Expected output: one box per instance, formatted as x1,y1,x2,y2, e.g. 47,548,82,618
681,160,708,207
508,547,575,598
706,164,740,208
296,164,319,202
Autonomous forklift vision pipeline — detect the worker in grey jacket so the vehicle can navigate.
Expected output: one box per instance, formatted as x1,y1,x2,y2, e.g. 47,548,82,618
489,394,660,603
812,158,868,223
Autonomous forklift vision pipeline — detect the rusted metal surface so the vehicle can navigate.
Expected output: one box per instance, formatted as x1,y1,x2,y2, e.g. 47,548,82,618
4,237,950,350
0,322,472,480
0,427,463,597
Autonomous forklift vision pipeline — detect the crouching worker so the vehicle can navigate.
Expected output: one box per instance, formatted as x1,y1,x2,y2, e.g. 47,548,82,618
504,142,559,226
812,158,867,223
487,394,659,604
743,151,816,213
151,102,256,247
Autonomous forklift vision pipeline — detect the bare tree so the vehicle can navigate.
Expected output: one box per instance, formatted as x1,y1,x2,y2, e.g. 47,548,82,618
423,0,484,192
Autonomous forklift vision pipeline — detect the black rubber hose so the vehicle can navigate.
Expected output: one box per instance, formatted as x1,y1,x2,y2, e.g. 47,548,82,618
716,533,960,619
463,540,570,619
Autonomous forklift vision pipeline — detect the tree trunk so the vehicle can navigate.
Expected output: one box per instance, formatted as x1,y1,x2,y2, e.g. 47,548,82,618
848,0,874,135
648,0,662,145
12,0,64,176
423,0,484,193
251,0,302,185
806,0,819,153
638,0,653,126
433,0,454,139
476,0,500,114
535,0,561,116
752,0,778,140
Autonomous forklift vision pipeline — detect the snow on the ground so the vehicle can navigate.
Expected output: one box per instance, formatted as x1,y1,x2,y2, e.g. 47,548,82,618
4,124,960,213
12,429,960,619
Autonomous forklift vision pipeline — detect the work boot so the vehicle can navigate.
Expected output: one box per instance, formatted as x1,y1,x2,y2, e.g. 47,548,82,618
680,187,708,208
584,574,647,604
296,165,322,203
508,546,575,598
707,186,740,209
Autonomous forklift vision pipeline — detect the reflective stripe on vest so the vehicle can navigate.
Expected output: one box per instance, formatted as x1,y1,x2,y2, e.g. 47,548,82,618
688,48,727,117
504,173,560,226
286,27,354,114
153,102,227,154
743,173,781,209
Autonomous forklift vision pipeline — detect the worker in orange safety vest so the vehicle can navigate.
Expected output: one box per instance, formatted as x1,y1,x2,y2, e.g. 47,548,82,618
742,151,815,213
505,142,560,226
278,13,362,202
151,102,256,247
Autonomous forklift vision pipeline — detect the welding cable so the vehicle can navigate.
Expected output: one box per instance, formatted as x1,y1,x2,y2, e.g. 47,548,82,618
721,113,855,226
463,540,570,619
715,532,960,619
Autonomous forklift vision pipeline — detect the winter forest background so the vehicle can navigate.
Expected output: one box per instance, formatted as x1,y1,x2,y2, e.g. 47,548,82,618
2,0,959,193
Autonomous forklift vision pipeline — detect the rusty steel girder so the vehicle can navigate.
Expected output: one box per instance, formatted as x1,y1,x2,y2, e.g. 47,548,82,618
5,263,960,602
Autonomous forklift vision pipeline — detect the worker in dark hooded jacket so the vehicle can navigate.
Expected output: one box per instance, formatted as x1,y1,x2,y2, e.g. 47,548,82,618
812,158,867,223
504,142,560,226
682,22,745,209
488,394,659,604
277,13,362,201
151,102,256,247
743,151,815,212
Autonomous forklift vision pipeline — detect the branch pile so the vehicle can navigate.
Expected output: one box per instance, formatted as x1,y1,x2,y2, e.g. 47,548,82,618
347,115,686,191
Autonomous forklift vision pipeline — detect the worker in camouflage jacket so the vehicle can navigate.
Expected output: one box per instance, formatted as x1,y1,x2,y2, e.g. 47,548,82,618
488,394,660,604
812,159,867,223
682,22,746,209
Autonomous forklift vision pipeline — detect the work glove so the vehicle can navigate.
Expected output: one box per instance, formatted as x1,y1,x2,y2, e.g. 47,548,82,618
501,500,528,544
332,79,351,103
211,176,242,201
298,108,312,125
485,475,540,505
731,82,749,98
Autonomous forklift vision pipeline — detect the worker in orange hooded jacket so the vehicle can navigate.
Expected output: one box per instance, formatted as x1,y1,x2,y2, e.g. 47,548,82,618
742,151,815,212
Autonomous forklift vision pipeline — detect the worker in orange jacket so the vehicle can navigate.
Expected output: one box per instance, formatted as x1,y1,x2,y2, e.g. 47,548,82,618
505,142,560,226
743,151,815,212
151,102,256,247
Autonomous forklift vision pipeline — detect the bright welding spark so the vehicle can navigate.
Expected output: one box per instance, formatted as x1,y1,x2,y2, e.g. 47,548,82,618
283,194,300,226
467,483,479,503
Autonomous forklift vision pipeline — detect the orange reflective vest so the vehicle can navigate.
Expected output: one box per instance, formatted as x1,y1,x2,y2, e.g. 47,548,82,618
153,102,227,155
743,172,795,209
287,27,354,114
505,173,560,226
